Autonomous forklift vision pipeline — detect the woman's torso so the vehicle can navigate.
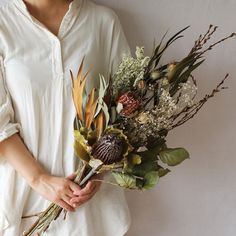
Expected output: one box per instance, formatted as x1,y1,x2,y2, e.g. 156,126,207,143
0,0,131,235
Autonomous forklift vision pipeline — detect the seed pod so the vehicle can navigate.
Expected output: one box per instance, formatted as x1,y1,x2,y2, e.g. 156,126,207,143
150,70,161,80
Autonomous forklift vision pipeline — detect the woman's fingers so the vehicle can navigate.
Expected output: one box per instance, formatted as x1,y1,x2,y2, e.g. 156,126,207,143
57,199,75,212
70,193,93,207
52,173,103,209
69,181,81,195
79,180,101,196
70,181,101,208
62,193,74,207
66,189,75,198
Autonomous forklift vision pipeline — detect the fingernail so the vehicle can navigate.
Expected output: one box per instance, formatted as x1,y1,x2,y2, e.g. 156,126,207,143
73,204,76,208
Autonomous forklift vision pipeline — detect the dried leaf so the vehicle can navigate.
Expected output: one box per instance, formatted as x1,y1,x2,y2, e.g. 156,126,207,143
70,59,89,124
159,148,189,166
85,88,98,128
112,172,137,189
143,171,159,189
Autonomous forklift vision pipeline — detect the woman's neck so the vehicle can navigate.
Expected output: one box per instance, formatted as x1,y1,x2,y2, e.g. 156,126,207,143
23,0,73,36
23,0,69,13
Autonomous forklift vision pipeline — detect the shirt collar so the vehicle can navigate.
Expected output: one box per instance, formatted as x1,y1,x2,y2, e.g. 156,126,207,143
13,0,82,21
12,0,83,38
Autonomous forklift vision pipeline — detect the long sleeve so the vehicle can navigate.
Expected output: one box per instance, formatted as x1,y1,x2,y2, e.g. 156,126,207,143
0,56,21,143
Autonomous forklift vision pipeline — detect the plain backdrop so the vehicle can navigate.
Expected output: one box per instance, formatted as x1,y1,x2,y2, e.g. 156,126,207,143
1,0,236,236
92,1,236,236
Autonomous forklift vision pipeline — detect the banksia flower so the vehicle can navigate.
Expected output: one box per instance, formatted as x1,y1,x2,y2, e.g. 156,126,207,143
117,92,140,116
91,134,124,165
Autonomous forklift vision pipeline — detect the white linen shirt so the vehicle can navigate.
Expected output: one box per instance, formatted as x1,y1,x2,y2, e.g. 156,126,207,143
0,0,131,235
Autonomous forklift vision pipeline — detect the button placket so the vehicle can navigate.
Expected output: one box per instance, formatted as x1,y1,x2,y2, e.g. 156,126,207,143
52,39,64,80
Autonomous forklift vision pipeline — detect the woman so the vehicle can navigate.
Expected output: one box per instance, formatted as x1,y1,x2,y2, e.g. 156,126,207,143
0,0,131,235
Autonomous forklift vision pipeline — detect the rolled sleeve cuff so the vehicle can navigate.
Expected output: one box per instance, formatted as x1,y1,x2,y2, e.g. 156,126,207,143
0,123,21,143
0,96,21,143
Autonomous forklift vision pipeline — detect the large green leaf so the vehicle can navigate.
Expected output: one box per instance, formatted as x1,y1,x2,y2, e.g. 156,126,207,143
143,171,159,189
112,172,137,189
159,148,190,166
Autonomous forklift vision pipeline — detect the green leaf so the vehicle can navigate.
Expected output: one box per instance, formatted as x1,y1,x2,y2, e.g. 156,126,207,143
154,26,190,68
170,59,205,95
138,150,158,161
158,168,171,177
178,59,205,83
128,157,159,177
146,26,190,74
146,137,166,150
112,172,137,189
143,171,159,189
148,142,166,156
159,148,190,166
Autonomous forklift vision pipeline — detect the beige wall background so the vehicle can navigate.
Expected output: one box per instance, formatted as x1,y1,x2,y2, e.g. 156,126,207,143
0,0,235,235
92,1,236,236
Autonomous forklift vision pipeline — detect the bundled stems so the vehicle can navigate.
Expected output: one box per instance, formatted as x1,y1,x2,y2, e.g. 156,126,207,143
22,162,93,236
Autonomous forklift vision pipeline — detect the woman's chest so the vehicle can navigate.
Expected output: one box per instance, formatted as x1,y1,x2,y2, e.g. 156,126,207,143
2,26,110,99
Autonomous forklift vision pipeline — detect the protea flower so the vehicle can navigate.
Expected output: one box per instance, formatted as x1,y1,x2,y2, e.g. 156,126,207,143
117,92,140,116
91,127,133,165
91,134,124,165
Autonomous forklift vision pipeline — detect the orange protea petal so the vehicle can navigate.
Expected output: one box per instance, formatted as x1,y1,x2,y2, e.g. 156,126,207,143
77,71,89,122
87,99,98,129
85,88,98,129
77,57,85,81
70,58,90,124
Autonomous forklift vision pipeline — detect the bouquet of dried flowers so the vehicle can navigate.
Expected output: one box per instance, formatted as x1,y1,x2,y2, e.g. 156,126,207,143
23,25,235,235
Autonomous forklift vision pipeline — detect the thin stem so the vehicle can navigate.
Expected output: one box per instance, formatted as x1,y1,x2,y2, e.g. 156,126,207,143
22,212,44,219
91,179,120,187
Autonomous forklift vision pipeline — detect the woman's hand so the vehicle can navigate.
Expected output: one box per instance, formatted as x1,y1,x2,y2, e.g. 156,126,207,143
31,174,81,212
0,134,102,211
69,174,102,208
31,173,103,211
